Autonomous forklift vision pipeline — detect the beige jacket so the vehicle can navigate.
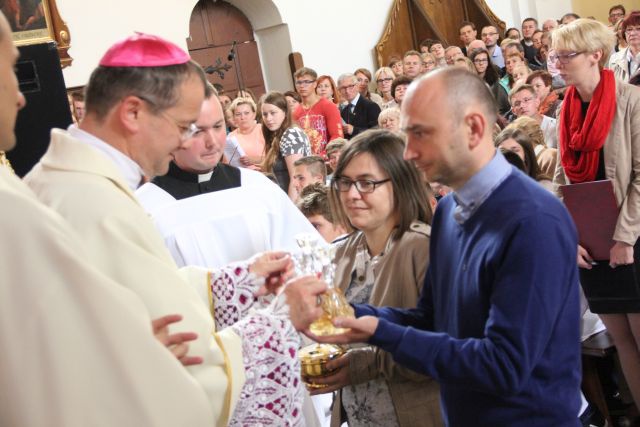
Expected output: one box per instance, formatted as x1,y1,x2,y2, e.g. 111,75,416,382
554,80,640,246
608,47,635,82
25,130,245,426
535,145,557,179
331,222,443,427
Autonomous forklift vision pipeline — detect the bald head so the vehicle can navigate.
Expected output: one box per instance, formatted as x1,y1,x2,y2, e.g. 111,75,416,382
467,39,487,55
402,67,498,189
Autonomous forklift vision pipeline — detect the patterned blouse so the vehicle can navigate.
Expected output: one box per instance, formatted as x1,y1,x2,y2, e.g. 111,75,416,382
273,126,311,193
341,239,400,427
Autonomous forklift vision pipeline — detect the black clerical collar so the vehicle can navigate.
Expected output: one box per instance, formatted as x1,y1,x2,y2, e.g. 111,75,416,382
152,162,242,200
165,161,202,183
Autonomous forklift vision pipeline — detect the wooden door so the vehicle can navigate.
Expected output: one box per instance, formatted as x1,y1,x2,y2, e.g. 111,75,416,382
187,0,266,98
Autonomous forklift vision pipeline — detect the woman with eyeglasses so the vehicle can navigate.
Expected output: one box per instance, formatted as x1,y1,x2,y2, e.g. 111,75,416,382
609,12,640,82
469,48,510,115
308,129,442,427
373,67,396,109
553,19,640,409
420,52,438,74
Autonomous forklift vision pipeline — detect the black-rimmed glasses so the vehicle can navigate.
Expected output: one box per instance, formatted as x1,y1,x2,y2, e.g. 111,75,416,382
332,177,391,193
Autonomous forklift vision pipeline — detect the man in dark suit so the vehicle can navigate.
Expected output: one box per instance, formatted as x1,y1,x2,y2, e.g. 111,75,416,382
337,73,381,139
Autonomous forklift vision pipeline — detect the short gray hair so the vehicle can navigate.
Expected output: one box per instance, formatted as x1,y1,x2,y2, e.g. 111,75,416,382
337,73,357,87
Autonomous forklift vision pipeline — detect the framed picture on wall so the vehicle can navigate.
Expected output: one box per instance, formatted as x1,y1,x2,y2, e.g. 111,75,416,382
1,0,73,67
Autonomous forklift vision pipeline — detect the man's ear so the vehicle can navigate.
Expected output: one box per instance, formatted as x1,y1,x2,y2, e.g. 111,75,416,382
465,111,487,150
118,95,146,134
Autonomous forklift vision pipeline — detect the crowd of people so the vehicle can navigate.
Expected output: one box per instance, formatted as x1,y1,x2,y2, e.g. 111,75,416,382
3,3,640,427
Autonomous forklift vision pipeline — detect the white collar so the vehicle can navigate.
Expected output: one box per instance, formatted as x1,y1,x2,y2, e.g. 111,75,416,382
198,171,214,183
626,47,640,63
68,125,145,191
350,93,361,106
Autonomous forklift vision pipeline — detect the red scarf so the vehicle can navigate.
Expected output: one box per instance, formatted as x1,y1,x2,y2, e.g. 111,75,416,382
559,69,616,183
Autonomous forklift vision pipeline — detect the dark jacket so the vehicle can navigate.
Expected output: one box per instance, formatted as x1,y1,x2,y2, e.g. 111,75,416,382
341,94,381,139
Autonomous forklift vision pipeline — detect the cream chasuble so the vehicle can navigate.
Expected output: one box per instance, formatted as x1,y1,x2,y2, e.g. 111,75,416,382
24,129,246,426
0,167,214,427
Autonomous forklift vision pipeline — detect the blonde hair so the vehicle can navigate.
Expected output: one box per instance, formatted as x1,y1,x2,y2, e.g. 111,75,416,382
378,107,401,126
551,19,615,68
374,66,396,82
230,96,256,114
508,116,546,148
421,52,437,63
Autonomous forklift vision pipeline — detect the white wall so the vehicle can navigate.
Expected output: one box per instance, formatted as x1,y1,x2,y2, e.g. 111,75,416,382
59,0,195,88
60,0,574,91
271,0,394,87
58,0,395,91
485,0,573,29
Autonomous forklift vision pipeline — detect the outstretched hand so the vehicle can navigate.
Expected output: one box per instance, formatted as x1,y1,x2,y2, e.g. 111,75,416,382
304,315,379,345
283,275,327,331
152,314,203,366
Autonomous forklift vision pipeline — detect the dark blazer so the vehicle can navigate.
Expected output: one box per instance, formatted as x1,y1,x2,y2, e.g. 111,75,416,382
340,94,381,138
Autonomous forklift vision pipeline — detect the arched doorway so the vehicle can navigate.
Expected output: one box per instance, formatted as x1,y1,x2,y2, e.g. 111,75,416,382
187,0,266,98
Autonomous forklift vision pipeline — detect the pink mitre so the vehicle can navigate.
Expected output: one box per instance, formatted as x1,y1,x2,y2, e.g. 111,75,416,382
99,32,190,67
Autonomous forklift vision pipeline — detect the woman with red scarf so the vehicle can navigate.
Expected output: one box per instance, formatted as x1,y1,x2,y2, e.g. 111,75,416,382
553,19,640,408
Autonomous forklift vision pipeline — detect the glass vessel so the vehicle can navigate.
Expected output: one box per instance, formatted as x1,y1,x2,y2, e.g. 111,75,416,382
293,234,355,336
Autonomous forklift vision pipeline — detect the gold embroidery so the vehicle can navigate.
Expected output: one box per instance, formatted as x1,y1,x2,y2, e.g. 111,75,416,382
213,334,233,425
0,152,14,174
208,271,233,425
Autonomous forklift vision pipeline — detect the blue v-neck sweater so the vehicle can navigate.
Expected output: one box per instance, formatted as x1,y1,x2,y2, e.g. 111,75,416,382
356,171,582,426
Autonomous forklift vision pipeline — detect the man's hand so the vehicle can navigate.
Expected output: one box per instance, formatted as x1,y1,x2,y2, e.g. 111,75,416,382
249,252,294,296
305,316,379,345
152,314,203,366
305,352,351,395
283,275,326,331
344,124,354,136
610,241,634,268
577,244,594,269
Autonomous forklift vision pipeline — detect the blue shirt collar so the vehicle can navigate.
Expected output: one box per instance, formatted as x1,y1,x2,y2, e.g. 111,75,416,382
453,150,512,224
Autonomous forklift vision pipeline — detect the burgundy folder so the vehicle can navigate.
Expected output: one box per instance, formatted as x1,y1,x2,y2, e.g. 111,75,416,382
560,180,619,261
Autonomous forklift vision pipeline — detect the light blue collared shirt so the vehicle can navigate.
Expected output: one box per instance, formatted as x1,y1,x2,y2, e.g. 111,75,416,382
490,46,505,69
453,151,512,224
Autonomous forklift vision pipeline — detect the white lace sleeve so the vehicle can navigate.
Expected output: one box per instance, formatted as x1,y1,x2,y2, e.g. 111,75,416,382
229,296,304,426
208,262,264,330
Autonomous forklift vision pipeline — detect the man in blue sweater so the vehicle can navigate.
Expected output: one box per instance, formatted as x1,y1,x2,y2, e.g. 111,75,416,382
311,68,582,426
